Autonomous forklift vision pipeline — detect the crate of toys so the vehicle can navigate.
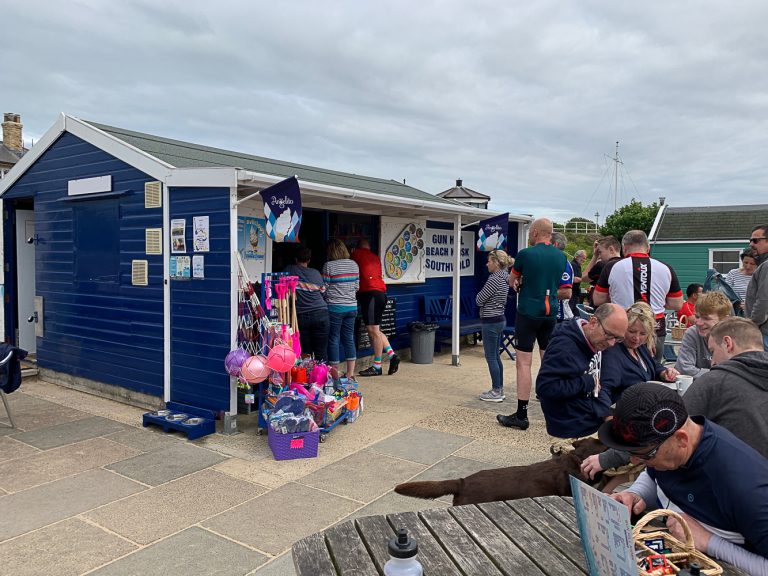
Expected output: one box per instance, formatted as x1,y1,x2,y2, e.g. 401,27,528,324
266,393,320,460
634,510,722,575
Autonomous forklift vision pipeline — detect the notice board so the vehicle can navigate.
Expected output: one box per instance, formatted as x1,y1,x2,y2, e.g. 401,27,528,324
356,297,397,349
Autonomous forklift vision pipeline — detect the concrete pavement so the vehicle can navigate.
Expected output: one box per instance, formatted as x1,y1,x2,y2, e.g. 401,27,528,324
0,345,551,576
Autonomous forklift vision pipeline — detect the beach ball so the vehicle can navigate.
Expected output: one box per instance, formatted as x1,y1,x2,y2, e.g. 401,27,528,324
241,355,270,383
267,344,296,372
224,349,250,376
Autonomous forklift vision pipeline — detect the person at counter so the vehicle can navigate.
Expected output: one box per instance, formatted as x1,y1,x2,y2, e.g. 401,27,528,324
351,238,400,377
322,240,360,379
283,246,328,361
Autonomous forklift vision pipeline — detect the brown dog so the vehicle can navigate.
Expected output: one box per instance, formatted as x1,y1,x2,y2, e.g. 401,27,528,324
394,438,607,506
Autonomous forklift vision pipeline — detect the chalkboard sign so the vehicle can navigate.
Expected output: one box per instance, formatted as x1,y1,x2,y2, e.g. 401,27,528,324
356,297,397,349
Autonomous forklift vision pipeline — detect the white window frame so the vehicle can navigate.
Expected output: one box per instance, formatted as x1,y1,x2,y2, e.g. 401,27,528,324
708,248,741,274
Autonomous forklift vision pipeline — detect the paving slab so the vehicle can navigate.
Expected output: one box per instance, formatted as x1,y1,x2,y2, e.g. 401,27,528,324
410,455,499,482
203,482,359,555
454,439,547,467
90,527,267,576
105,441,228,486
12,416,127,449
85,469,264,545
105,427,185,452
251,551,296,576
368,426,473,465
298,449,426,503
0,427,16,437
0,435,40,463
0,437,141,493
213,457,291,490
0,517,137,576
0,469,146,542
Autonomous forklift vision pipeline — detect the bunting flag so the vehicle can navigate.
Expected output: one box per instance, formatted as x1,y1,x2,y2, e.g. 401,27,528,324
259,176,302,243
476,212,509,251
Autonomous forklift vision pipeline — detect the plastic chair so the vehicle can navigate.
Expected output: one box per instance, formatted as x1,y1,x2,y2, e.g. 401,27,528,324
576,304,594,320
0,349,16,429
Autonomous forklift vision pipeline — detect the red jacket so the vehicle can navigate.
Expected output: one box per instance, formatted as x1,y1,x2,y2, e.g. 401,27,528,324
351,248,386,293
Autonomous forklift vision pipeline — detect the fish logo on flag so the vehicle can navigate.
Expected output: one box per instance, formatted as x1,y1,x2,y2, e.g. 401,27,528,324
476,212,508,251
260,176,302,243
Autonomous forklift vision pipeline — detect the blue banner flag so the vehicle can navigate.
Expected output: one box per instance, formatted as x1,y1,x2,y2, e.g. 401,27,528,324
476,212,508,251
259,176,302,243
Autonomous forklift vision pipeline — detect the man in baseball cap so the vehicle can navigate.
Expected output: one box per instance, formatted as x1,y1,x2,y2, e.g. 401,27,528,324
603,383,768,575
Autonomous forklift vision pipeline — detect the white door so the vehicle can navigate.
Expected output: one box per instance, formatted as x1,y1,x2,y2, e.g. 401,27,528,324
15,210,36,353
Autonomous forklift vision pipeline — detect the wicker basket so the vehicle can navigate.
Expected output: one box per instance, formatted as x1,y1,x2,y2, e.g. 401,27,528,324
671,316,688,341
634,509,723,575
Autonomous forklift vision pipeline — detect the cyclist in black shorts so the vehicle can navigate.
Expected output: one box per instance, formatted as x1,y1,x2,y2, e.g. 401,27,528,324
497,218,571,430
352,239,401,376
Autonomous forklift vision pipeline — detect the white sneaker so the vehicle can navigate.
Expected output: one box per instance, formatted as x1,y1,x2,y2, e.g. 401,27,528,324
479,389,505,402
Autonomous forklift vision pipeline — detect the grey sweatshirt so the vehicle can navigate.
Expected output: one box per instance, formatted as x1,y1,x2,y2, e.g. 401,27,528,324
683,350,768,458
674,326,711,378
746,252,768,336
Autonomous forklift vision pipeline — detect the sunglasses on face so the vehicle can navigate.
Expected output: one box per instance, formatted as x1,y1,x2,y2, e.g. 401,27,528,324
629,443,661,461
749,237,767,243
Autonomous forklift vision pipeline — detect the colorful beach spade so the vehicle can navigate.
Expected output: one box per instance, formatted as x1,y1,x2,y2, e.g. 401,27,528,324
385,223,424,280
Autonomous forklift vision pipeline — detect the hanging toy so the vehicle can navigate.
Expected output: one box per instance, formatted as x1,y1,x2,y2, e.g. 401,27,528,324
241,354,271,383
224,349,250,376
268,343,296,372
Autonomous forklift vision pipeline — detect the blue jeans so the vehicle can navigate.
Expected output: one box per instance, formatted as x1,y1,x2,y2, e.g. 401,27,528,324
764,333,768,352
482,320,506,391
328,310,357,363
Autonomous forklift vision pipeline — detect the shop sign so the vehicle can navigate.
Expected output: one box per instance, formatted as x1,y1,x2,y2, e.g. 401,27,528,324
380,217,427,284
424,228,474,278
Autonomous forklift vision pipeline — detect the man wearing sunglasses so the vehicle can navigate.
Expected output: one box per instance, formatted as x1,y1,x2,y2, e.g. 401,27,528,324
601,383,768,575
745,224,768,350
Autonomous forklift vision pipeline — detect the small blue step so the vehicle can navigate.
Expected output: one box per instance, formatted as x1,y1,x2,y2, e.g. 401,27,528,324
142,402,216,440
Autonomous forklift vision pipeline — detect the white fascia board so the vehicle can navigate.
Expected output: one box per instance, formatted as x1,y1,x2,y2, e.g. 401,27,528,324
236,169,533,223
653,239,748,245
0,113,66,196
165,167,238,188
66,116,172,180
648,204,667,242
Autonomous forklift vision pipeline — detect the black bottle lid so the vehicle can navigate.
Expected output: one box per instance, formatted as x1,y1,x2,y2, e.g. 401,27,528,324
388,528,418,559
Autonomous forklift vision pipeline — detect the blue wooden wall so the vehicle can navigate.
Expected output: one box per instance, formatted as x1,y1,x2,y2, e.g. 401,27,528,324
3,133,165,396
168,188,231,411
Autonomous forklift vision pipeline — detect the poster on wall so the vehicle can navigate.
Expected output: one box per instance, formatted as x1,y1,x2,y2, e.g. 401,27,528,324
192,255,205,278
424,228,475,278
260,176,302,242
380,217,427,284
171,219,186,253
476,212,509,251
193,216,210,252
238,216,266,261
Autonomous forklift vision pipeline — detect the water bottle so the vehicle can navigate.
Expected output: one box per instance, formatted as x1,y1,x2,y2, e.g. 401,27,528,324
384,528,423,576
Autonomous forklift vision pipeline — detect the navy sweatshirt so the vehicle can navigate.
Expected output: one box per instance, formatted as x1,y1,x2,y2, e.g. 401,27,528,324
535,319,611,438
600,343,666,405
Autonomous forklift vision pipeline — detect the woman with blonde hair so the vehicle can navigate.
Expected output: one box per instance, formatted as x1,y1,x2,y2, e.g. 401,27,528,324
477,249,513,402
599,301,679,407
322,239,360,379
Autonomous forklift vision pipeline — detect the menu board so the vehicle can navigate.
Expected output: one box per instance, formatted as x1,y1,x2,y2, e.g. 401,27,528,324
356,298,397,349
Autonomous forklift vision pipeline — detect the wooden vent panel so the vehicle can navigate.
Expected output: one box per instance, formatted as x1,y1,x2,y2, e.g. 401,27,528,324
132,260,149,286
145,228,162,255
145,181,162,208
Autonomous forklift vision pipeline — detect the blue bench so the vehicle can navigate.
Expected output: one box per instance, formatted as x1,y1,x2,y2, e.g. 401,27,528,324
424,295,483,351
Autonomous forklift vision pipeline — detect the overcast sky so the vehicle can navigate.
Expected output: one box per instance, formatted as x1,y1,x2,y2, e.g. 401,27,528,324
4,0,768,222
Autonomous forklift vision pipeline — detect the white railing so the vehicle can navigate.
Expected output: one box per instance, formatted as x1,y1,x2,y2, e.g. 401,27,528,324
553,222,600,234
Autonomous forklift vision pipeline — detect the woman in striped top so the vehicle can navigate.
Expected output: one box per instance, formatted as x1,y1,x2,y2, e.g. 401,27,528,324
322,239,360,378
725,248,758,315
477,249,513,402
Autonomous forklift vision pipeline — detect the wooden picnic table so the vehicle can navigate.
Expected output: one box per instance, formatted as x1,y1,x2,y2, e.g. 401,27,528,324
292,495,748,575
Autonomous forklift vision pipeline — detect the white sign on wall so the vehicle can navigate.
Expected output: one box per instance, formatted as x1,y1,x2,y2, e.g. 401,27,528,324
424,228,475,278
380,217,427,284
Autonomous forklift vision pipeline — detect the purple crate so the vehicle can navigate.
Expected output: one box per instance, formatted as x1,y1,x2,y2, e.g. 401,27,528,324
268,427,319,460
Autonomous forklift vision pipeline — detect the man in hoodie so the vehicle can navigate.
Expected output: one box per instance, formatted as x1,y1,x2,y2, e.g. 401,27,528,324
745,223,768,350
684,316,768,458
522,303,628,438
